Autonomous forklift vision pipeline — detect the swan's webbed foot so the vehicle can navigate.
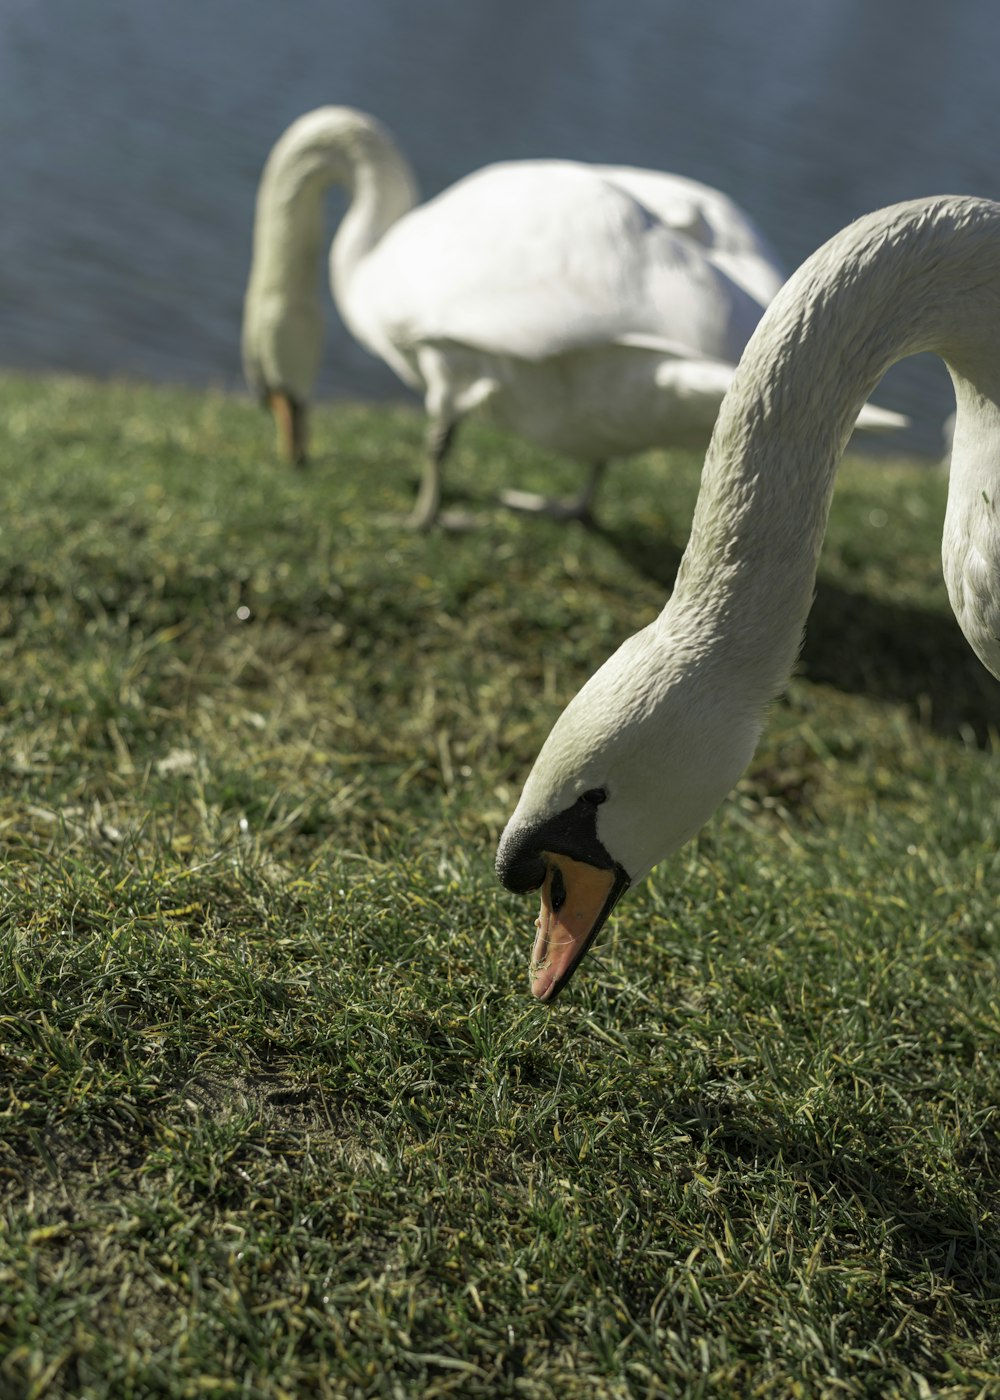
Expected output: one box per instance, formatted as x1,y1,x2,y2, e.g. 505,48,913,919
403,497,440,533
499,488,597,526
499,461,605,527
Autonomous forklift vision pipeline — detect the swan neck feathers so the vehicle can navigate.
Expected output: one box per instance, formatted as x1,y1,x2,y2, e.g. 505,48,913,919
242,107,418,400
253,107,417,287
673,194,1000,693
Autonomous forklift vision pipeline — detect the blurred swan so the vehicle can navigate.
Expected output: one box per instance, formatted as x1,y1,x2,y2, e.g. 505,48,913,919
243,106,907,528
496,195,1000,1001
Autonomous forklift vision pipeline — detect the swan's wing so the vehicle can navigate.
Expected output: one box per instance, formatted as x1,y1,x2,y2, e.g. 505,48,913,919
652,353,911,442
593,165,787,306
352,161,768,368
851,403,910,434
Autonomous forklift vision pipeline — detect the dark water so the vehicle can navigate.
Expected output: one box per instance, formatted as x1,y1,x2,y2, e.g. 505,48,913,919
3,0,998,452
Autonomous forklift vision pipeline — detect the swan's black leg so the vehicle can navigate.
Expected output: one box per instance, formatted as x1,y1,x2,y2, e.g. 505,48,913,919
407,419,456,531
570,460,606,523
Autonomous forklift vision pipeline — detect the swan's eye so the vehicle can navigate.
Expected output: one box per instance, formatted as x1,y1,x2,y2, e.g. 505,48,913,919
581,787,607,806
549,864,567,913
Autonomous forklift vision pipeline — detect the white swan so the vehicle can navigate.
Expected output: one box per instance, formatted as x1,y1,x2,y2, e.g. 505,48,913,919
496,195,1000,1002
242,106,905,528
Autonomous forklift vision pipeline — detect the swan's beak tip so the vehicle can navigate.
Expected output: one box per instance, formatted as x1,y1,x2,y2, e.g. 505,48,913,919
267,390,308,466
529,963,560,1003
528,854,619,1003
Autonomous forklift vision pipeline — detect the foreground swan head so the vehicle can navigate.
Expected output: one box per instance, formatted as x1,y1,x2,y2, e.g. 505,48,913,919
497,195,1000,1001
496,623,763,1000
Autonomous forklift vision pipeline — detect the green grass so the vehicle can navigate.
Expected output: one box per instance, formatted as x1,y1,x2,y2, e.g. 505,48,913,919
1,371,998,1398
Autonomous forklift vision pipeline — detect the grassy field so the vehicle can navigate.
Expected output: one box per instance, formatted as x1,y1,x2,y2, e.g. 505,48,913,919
1,371,998,1398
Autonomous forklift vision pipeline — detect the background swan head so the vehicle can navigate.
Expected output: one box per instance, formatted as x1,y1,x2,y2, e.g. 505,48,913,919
241,107,418,467
496,615,764,1001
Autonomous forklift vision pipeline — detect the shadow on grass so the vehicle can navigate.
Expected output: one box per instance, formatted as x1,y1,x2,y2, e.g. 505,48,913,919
681,1096,1000,1302
592,520,1000,747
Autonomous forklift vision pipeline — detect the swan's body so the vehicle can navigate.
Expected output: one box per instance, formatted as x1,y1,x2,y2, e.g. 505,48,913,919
242,107,904,527
496,195,1000,1002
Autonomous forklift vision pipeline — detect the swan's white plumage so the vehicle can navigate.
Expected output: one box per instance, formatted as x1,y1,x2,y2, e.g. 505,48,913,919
497,194,1000,999
242,107,906,524
347,160,765,366
592,165,787,307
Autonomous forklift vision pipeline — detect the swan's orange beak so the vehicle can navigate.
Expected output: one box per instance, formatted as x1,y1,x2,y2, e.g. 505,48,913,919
267,390,308,467
530,852,619,1002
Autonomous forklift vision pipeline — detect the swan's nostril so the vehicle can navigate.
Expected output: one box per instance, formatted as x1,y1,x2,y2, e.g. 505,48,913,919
548,864,567,913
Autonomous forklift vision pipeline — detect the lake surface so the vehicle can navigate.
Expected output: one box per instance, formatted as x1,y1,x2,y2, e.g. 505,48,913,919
3,0,998,453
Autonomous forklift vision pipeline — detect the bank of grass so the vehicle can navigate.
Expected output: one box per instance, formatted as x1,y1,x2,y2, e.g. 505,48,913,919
0,371,998,1398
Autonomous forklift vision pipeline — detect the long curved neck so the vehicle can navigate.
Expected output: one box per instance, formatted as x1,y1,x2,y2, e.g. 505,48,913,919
248,108,419,314
665,196,1000,702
